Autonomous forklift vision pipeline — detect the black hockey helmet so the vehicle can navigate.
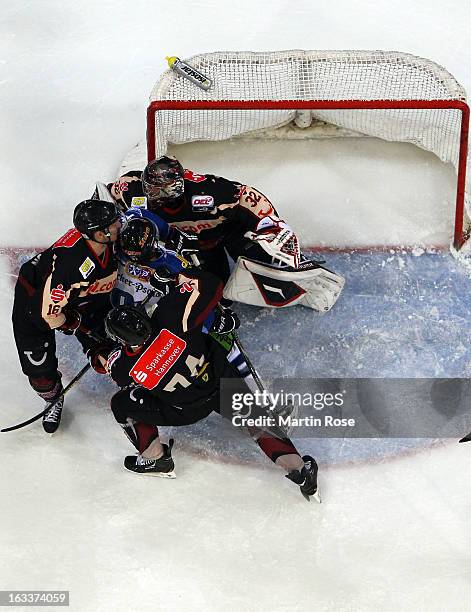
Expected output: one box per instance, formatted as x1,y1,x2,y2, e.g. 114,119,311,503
119,218,161,264
105,306,153,347
142,156,184,204
73,199,121,240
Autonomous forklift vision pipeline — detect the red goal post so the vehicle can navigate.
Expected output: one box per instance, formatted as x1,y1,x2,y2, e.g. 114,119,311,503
146,50,470,250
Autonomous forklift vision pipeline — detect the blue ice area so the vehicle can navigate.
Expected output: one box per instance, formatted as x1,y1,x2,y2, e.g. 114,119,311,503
239,249,471,378
56,250,471,468
229,250,471,464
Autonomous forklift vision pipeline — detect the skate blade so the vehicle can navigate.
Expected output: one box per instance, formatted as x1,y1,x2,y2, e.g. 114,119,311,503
302,487,322,503
126,468,176,479
148,470,176,479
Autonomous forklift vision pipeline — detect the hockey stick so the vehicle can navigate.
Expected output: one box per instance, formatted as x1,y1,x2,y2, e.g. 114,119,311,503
231,330,265,394
187,254,294,439
188,254,268,395
2,322,110,434
1,363,91,433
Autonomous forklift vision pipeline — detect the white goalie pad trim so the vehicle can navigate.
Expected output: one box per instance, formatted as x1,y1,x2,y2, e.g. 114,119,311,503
223,257,345,312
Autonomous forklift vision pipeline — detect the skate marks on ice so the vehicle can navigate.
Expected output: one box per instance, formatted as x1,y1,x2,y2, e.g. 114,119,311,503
229,250,471,464
3,250,471,468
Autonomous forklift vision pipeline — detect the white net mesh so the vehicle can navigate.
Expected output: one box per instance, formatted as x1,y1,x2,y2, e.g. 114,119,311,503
151,50,465,102
149,50,470,246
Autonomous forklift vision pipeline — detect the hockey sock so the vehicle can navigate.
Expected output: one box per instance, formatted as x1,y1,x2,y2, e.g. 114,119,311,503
142,437,164,460
29,373,63,402
253,430,303,469
134,423,160,453
275,453,304,472
118,419,160,453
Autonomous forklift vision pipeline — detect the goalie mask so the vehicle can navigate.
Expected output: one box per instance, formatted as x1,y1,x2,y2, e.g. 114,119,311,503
105,306,152,347
142,156,185,204
119,218,161,264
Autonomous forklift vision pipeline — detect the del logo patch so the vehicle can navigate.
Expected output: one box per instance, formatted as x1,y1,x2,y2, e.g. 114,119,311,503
191,195,214,211
131,196,147,208
79,257,95,279
129,329,186,390
53,228,82,249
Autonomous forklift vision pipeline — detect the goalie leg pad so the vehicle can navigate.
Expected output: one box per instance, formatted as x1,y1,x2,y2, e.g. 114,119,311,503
223,257,345,312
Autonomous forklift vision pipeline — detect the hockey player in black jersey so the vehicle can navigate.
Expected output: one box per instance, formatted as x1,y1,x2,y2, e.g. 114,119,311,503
12,199,121,434
108,157,300,277
102,156,344,312
102,267,319,501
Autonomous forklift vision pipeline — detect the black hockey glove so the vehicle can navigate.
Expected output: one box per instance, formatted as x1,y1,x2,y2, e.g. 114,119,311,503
86,346,114,374
210,307,240,335
149,266,178,297
166,227,199,258
58,309,85,335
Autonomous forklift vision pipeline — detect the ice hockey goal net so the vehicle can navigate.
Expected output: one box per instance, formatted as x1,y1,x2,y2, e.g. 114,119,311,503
147,50,470,250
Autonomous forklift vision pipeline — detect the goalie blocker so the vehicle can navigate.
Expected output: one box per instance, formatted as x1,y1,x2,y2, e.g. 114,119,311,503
223,257,345,312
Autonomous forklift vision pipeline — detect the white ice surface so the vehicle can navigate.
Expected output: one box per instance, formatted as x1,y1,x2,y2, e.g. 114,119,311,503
2,2,471,611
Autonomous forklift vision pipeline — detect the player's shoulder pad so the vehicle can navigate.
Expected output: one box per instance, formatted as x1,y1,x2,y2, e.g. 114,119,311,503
207,173,240,186
112,171,144,209
124,206,145,219
183,169,207,183
208,174,242,199
53,228,82,249
118,170,143,180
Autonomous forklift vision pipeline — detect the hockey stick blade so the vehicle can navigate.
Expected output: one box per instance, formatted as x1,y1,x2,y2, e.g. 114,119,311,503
1,363,91,433
2,408,49,433
459,432,471,443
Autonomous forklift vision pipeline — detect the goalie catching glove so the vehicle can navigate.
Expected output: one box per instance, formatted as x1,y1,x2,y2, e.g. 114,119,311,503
245,216,301,268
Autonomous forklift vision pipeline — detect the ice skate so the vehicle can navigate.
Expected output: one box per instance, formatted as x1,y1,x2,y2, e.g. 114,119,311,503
124,439,175,478
42,395,64,435
286,455,321,503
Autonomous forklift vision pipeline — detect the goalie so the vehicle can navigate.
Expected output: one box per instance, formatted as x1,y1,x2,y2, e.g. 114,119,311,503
102,156,344,312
